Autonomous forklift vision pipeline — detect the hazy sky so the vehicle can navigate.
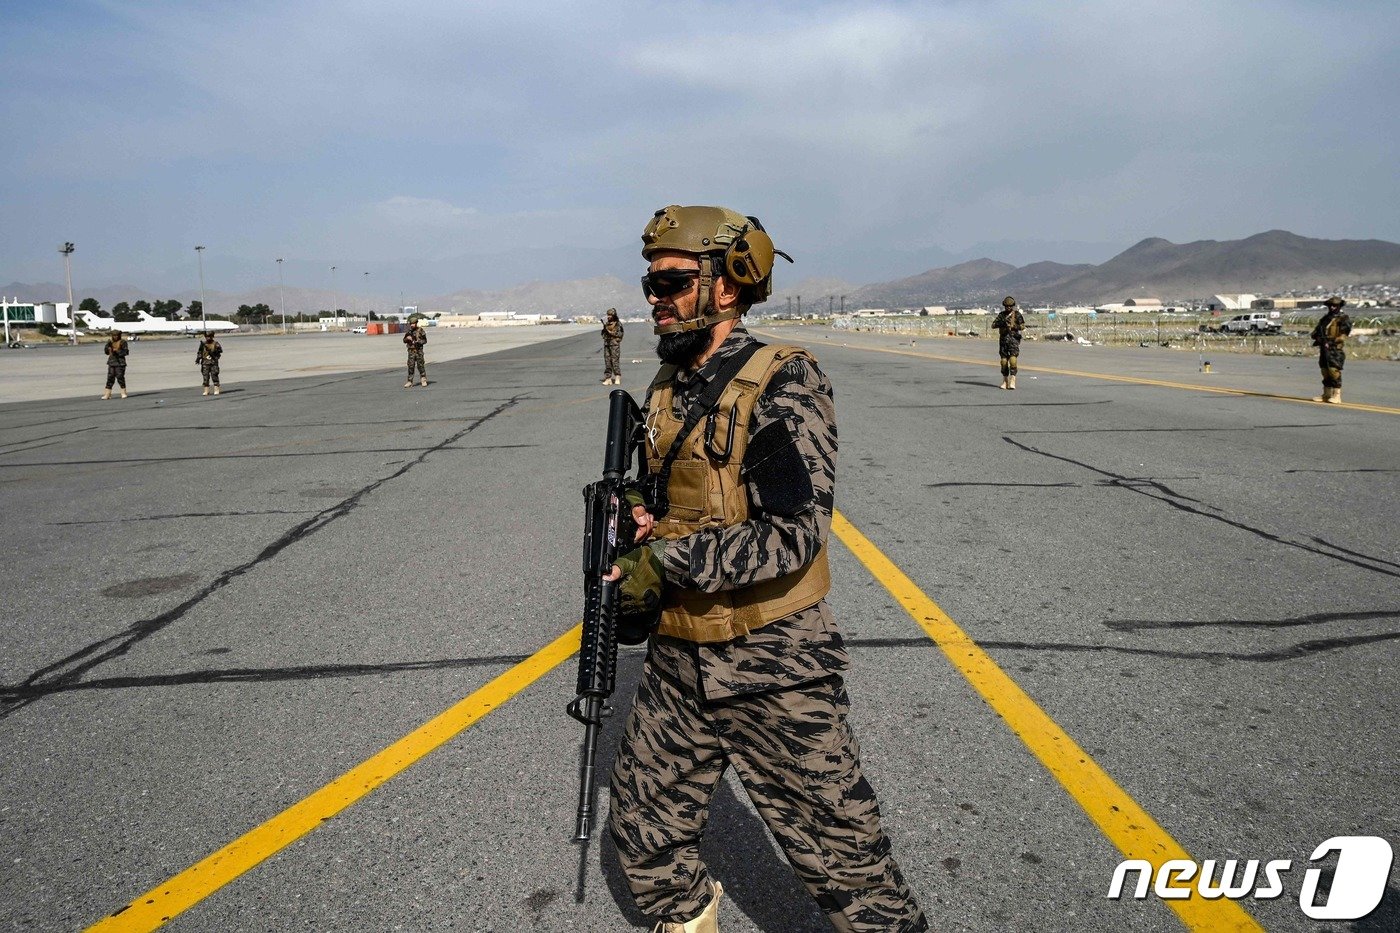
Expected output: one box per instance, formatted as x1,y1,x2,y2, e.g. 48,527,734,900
3,0,1397,293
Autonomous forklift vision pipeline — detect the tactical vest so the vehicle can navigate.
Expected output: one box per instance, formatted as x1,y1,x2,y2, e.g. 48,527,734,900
645,343,831,643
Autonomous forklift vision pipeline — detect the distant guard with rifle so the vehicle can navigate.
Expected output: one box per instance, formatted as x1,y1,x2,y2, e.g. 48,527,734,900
101,332,128,399
993,295,1024,390
1311,296,1351,404
581,205,926,933
404,319,428,387
601,308,625,385
196,332,222,395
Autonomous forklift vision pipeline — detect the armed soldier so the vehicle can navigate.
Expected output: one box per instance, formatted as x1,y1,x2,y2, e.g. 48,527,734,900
603,205,928,933
101,333,128,399
992,295,1024,390
196,332,222,395
1311,297,1351,404
403,319,428,387
601,308,624,384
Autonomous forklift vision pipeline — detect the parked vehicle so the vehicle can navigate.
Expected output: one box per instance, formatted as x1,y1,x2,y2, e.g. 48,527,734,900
351,326,368,334
1219,312,1282,334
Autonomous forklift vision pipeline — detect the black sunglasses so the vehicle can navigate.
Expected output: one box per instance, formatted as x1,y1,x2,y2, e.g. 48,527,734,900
641,268,701,300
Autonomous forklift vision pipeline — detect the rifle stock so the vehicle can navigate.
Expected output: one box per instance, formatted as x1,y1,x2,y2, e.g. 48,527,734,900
568,389,646,841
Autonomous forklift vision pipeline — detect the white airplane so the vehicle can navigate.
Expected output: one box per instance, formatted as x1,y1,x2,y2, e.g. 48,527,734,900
74,309,239,336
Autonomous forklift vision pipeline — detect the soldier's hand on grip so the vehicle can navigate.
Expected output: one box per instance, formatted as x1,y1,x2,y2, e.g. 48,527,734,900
610,544,663,645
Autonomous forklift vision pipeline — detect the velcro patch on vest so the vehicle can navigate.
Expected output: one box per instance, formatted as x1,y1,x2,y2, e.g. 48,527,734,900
744,417,814,517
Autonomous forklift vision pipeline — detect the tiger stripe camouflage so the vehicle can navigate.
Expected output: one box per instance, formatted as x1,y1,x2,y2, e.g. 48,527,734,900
608,329,928,931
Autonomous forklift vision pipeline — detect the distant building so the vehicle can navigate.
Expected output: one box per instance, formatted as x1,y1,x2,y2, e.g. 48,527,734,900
1123,297,1162,308
1252,296,1329,310
1,298,70,324
920,306,948,315
1205,294,1257,312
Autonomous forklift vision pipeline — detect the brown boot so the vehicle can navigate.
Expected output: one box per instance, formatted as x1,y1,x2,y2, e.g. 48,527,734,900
1008,374,1017,390
654,881,722,933
405,380,413,388
203,386,209,396
1325,388,1341,404
101,388,111,400
119,388,127,398
999,376,1008,390
420,376,428,387
213,386,220,395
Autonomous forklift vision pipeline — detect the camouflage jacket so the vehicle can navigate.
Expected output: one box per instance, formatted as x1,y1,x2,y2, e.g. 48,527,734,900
1311,311,1351,347
404,329,427,350
104,340,128,362
603,320,624,342
993,309,1024,336
645,329,848,701
196,341,222,364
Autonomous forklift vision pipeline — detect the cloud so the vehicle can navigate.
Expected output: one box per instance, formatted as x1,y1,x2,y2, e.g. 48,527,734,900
1,0,1396,288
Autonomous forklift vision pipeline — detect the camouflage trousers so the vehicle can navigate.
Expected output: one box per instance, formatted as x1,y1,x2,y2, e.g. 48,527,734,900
604,340,622,378
999,337,1021,376
105,364,127,389
1319,345,1345,389
609,665,928,932
200,362,220,386
407,350,427,379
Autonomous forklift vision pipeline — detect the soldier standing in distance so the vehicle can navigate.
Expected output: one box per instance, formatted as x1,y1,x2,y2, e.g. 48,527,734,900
403,319,428,387
196,332,222,396
1311,296,1351,404
601,308,624,384
603,205,928,933
992,295,1024,390
101,332,128,399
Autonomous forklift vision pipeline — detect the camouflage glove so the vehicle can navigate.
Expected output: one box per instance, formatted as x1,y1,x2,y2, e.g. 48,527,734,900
614,542,664,645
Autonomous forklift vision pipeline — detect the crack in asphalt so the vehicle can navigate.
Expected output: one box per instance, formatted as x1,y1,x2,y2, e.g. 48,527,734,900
47,509,323,526
0,653,532,701
1003,436,1399,579
1106,609,1399,632
847,631,1400,662
0,395,526,721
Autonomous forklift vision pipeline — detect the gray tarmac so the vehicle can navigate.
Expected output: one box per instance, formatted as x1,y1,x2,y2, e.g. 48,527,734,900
0,326,1396,932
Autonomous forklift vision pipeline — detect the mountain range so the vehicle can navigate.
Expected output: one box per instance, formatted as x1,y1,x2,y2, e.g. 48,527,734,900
5,231,1397,316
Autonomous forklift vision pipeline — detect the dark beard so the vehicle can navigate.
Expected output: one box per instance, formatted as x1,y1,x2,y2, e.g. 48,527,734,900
656,327,712,366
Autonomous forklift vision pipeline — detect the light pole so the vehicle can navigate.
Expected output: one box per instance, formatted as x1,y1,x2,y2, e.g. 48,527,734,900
330,265,337,325
277,258,286,334
363,271,370,320
195,245,207,332
60,242,76,345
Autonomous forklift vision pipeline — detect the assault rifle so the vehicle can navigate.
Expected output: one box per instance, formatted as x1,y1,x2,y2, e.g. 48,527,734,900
567,388,649,841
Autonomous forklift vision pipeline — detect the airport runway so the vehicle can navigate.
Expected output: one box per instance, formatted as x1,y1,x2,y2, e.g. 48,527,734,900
0,327,1395,932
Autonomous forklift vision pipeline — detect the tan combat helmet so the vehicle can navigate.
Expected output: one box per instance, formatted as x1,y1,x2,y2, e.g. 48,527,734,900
1324,296,1345,309
641,205,792,334
1003,296,1017,308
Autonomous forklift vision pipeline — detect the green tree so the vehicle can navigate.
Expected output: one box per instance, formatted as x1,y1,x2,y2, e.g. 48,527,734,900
188,300,203,319
234,303,274,324
112,301,138,322
152,299,183,320
131,299,153,317
78,297,102,314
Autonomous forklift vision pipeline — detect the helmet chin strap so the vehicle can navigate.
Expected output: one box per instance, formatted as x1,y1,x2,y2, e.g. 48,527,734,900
652,255,749,335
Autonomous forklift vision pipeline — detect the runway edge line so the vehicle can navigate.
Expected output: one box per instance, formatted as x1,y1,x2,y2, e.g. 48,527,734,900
830,510,1264,933
86,625,582,933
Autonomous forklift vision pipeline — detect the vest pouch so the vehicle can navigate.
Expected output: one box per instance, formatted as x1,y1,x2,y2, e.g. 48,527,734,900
660,459,712,522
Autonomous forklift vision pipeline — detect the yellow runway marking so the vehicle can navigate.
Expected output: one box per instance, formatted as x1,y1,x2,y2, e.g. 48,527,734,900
831,511,1264,932
756,331,1400,416
88,625,582,932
